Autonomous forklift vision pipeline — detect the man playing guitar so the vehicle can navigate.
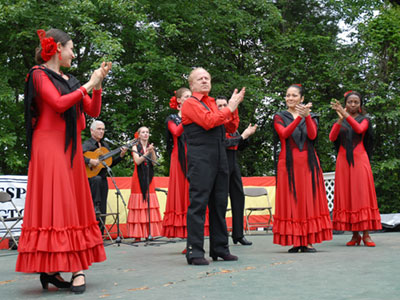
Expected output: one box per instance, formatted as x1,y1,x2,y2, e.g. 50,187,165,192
82,120,128,233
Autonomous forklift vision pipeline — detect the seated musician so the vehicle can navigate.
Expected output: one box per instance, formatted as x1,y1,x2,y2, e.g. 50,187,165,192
82,120,128,233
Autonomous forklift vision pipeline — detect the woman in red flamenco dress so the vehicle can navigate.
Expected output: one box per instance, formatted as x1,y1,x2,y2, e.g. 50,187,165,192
330,91,381,247
162,89,210,249
16,29,112,294
127,127,163,240
273,84,332,253
162,88,192,239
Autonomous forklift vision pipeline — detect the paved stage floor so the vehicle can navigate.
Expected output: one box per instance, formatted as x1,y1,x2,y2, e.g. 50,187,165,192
1,231,399,300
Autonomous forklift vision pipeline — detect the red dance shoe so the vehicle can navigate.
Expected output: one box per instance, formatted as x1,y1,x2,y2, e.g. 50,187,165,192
362,236,376,247
346,234,361,246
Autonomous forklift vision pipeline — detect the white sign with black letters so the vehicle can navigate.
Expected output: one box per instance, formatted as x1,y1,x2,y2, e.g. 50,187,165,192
0,175,27,236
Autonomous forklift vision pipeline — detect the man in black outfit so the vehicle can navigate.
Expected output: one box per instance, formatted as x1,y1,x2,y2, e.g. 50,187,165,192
82,120,127,233
216,97,257,246
181,68,245,265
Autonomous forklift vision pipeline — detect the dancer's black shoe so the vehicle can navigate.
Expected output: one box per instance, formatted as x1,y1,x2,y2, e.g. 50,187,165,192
233,237,252,245
40,272,71,289
70,273,86,294
187,257,210,265
288,246,301,253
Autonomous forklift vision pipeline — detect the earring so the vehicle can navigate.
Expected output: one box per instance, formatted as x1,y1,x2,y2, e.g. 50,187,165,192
359,107,361,113
58,52,62,60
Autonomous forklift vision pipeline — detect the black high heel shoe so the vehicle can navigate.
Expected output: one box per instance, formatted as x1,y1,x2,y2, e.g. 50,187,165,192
187,257,210,265
288,246,301,253
211,253,238,261
40,272,71,289
232,237,253,246
300,246,317,253
70,273,86,294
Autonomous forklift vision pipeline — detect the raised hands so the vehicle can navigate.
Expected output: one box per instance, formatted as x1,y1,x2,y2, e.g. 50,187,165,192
295,102,312,118
92,62,112,89
330,99,348,122
228,87,246,112
120,146,128,158
241,123,258,140
84,61,112,92
144,143,155,156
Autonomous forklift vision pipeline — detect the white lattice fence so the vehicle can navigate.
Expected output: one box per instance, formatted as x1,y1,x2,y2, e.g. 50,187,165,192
323,172,335,212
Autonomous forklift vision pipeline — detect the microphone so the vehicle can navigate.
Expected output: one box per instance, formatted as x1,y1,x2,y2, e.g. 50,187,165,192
104,137,117,145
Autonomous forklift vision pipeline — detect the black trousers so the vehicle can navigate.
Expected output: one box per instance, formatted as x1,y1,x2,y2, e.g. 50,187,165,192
186,140,230,259
88,175,108,233
227,150,245,239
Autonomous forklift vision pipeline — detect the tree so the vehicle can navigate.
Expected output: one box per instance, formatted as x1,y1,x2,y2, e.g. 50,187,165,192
0,0,399,212
354,4,400,212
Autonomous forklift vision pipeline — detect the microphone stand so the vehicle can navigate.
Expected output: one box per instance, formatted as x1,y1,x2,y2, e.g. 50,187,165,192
130,150,169,247
101,161,138,247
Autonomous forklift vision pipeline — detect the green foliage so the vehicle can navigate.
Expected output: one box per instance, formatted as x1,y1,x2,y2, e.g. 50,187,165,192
0,0,399,211
352,5,400,212
0,78,27,174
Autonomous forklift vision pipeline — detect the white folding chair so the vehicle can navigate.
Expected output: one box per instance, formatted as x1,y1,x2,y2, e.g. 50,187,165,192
243,187,273,234
0,191,23,249
97,201,122,242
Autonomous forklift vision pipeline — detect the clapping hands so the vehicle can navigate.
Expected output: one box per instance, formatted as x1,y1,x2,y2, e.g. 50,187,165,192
91,62,112,89
228,87,246,112
330,99,348,121
295,102,312,118
145,143,155,156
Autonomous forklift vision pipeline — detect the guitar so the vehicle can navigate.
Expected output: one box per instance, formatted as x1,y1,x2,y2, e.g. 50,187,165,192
84,139,137,178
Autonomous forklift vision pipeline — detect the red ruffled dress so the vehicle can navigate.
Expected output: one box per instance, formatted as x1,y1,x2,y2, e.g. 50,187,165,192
330,116,381,231
273,112,332,247
16,67,106,273
127,151,163,238
162,116,209,238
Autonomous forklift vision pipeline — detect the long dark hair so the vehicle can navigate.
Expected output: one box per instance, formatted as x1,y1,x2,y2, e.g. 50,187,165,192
25,29,82,167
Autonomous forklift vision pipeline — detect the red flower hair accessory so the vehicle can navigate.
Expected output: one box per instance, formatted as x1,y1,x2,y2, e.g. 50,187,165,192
134,131,139,139
294,83,302,87
169,91,178,110
344,90,353,97
37,29,57,62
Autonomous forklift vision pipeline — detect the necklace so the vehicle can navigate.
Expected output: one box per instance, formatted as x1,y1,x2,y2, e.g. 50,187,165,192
42,64,64,76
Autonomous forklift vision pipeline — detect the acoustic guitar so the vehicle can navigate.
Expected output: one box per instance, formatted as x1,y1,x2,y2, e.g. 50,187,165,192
84,139,137,178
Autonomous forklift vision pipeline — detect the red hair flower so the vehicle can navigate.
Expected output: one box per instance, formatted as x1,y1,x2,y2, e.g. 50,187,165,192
169,92,178,110
294,83,302,87
37,29,57,62
134,131,139,139
344,90,353,97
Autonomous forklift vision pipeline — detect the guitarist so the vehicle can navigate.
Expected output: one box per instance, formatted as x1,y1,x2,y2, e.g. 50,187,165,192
82,120,128,233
